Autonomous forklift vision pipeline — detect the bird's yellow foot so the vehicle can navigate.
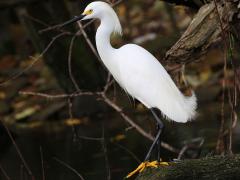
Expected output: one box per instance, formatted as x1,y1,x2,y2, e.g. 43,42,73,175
126,161,169,178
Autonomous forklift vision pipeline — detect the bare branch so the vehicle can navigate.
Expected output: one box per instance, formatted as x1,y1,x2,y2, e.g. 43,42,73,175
24,14,49,27
40,147,45,180
0,32,69,87
19,90,179,153
19,91,97,99
0,163,11,180
213,0,231,155
101,125,111,180
113,142,141,163
77,136,104,141
103,73,114,93
67,98,73,119
177,137,204,160
38,0,123,35
68,33,81,91
101,93,154,141
0,121,35,179
53,158,85,180
77,21,101,62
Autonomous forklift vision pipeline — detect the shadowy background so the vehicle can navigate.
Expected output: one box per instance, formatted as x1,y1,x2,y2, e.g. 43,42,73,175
0,0,239,180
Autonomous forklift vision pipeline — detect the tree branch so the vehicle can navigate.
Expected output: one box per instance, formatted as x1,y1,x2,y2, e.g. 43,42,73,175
136,155,240,180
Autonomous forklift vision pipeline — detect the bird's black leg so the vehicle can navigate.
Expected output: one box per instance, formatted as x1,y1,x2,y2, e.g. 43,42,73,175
151,108,164,162
144,108,164,162
144,125,162,161
156,123,161,162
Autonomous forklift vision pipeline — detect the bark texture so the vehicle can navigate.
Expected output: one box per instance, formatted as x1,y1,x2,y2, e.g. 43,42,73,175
136,155,240,180
164,0,240,64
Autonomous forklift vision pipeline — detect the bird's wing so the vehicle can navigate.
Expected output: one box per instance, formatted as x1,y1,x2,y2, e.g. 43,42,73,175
116,44,196,122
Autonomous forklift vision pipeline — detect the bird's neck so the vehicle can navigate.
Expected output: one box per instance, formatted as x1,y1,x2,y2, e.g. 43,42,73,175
96,17,116,60
95,15,123,83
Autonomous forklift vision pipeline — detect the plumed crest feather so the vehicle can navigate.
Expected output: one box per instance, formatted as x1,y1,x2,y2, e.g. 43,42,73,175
113,18,122,35
106,3,122,35
86,1,122,35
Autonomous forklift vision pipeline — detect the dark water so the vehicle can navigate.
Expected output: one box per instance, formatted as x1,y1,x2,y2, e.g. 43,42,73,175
0,98,240,180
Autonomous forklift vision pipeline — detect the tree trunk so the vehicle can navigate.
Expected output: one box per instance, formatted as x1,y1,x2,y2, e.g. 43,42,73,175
136,155,240,180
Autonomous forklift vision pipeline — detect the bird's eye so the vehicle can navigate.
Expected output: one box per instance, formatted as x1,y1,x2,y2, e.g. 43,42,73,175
85,9,93,15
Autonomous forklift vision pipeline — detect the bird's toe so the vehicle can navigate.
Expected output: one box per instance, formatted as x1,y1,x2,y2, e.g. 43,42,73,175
126,160,169,178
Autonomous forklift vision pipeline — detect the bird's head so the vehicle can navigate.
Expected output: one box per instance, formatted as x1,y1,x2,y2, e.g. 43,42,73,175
60,1,122,35
81,1,112,20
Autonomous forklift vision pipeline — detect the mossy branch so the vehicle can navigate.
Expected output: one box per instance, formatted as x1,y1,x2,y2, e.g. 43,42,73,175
136,155,240,180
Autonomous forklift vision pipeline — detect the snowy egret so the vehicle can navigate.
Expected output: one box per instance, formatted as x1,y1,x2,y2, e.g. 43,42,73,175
60,1,197,177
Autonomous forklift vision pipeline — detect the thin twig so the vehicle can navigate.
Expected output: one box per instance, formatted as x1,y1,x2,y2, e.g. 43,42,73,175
39,18,94,34
226,33,238,156
77,135,104,141
101,93,178,153
216,50,227,154
25,14,50,27
101,93,154,141
113,142,141,163
0,121,34,179
19,91,98,99
213,0,228,48
112,0,123,7
68,33,81,91
40,147,45,180
67,19,106,139
232,84,238,128
68,98,73,119
227,82,238,155
53,158,85,180
67,97,80,143
77,21,101,62
38,24,62,34
20,165,23,180
0,163,11,180
177,137,204,160
101,125,111,180
76,21,113,97
20,90,179,153
213,0,231,154
103,73,114,93
25,15,71,34
38,0,123,34
0,32,69,87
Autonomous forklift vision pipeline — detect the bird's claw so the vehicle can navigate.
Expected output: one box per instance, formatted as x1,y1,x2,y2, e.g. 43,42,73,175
126,160,169,178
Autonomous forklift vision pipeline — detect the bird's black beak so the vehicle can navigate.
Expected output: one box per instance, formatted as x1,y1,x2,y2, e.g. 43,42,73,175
59,14,86,27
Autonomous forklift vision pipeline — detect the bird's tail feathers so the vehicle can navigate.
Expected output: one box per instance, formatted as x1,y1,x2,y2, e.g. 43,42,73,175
162,90,197,123
183,91,197,121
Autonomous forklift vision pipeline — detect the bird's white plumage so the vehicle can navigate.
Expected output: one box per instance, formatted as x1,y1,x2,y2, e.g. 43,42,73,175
82,2,197,123
116,44,196,122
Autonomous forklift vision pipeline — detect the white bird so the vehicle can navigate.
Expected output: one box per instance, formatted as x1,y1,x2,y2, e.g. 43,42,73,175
60,1,197,177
